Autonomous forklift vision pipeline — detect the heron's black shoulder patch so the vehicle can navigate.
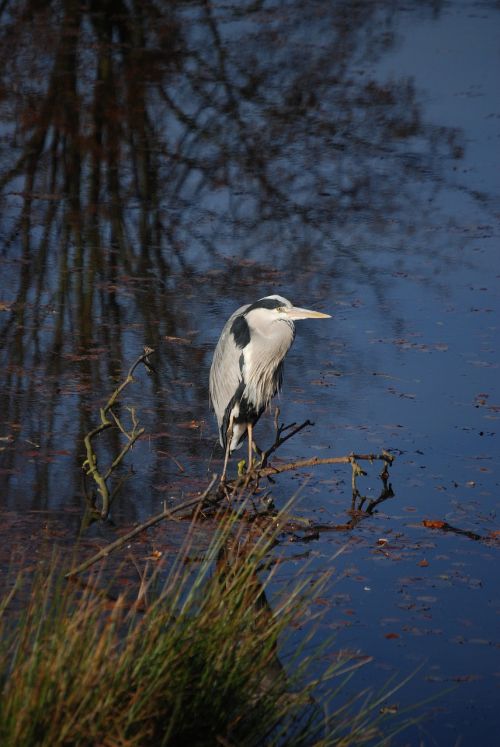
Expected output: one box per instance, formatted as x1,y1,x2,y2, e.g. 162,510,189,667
246,298,283,313
231,315,250,349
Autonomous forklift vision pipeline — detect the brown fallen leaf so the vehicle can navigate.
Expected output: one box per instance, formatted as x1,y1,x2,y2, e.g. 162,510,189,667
423,520,447,529
177,420,203,430
418,559,429,567
145,550,163,561
385,632,400,640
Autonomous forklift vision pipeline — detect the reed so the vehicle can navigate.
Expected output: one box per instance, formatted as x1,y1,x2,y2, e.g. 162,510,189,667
0,511,402,746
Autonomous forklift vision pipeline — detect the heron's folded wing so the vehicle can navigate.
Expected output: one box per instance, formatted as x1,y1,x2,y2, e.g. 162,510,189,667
209,304,250,430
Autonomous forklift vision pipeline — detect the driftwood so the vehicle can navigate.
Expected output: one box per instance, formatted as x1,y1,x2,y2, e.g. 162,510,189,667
73,352,396,578
68,440,394,578
243,451,392,484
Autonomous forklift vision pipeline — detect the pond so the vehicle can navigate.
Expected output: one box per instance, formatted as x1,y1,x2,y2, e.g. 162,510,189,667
0,1,499,744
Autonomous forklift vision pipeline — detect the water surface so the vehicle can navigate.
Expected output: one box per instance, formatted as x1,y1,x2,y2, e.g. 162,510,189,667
0,1,499,743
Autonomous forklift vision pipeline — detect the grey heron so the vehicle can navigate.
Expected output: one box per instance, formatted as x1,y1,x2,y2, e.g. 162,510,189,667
209,294,331,481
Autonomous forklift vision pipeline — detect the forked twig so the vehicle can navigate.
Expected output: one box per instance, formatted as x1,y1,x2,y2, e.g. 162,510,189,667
82,347,154,520
75,389,395,577
231,412,394,510
256,452,393,480
259,410,315,469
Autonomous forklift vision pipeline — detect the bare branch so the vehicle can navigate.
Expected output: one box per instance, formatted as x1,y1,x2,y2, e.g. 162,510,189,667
253,451,393,480
82,347,154,519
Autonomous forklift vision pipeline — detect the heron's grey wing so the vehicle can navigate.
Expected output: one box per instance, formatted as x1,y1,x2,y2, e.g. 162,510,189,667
209,304,250,442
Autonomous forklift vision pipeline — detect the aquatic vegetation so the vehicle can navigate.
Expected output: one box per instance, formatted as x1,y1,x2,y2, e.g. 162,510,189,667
0,513,406,747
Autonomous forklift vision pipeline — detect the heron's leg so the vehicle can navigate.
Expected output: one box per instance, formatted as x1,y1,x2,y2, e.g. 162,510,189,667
221,440,231,483
221,416,234,483
247,423,253,472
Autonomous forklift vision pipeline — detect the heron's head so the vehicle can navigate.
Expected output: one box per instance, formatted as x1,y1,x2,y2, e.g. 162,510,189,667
246,294,331,324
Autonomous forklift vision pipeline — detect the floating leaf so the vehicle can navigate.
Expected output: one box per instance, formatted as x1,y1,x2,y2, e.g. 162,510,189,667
422,520,446,529
177,420,203,430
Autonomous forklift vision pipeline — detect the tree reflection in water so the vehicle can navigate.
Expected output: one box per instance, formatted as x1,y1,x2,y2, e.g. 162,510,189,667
0,0,462,512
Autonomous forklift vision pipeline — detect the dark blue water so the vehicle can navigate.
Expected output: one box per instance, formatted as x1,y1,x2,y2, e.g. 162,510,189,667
0,1,499,743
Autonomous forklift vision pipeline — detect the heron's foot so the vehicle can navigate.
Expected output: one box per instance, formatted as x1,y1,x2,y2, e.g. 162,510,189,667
237,459,247,476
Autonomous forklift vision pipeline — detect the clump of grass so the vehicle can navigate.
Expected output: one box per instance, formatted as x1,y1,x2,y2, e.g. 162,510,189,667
0,512,402,746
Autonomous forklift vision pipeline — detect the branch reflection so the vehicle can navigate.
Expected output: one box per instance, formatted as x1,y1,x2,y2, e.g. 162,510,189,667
0,0,463,512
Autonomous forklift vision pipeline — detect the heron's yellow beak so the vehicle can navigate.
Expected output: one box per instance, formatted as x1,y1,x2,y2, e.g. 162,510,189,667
285,306,331,321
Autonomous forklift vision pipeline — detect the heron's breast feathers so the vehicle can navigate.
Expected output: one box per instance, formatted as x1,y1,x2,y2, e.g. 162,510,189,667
240,337,289,412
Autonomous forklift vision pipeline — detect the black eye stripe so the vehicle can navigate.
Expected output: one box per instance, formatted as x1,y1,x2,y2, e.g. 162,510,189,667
245,298,285,313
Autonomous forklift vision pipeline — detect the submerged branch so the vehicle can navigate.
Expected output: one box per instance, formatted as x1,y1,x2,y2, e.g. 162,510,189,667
422,519,492,543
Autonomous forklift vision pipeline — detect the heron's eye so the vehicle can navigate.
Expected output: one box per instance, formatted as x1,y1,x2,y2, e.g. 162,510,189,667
276,306,285,313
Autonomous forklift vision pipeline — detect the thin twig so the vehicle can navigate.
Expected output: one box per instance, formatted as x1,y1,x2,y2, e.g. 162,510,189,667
109,407,132,438
102,427,145,482
157,449,186,473
259,417,314,469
